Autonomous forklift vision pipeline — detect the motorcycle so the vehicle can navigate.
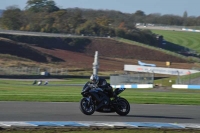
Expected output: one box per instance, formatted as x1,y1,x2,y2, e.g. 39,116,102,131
79,82,130,116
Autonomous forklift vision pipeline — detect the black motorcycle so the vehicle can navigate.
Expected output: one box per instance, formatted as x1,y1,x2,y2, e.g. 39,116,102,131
79,82,130,116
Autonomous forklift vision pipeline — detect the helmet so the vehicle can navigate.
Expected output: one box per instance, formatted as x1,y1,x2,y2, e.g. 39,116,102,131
90,74,99,84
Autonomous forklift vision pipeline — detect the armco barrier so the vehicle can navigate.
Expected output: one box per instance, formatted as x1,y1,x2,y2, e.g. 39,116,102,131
172,84,200,89
112,84,200,89
0,121,200,129
182,28,200,32
111,84,153,89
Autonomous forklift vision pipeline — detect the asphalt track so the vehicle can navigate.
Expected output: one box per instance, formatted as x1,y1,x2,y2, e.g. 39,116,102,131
0,101,199,123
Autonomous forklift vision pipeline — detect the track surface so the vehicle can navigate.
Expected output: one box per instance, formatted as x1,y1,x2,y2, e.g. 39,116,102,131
0,102,199,123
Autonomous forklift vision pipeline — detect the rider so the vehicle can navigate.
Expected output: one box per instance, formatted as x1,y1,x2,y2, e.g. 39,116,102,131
90,74,113,97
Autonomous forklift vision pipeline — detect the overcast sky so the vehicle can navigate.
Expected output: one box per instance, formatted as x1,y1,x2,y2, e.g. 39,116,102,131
0,0,199,17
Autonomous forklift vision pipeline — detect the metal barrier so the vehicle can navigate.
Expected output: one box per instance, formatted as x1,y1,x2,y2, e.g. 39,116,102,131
110,72,154,85
176,72,200,85
0,67,67,75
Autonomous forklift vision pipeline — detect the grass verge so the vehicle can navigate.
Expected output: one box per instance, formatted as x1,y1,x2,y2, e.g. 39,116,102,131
150,29,200,54
0,79,200,105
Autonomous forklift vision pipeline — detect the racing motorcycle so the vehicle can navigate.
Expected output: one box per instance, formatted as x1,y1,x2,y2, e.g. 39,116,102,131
79,82,130,116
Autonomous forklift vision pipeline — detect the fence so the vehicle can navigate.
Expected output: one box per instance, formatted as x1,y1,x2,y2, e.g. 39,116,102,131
176,72,200,85
0,67,68,75
110,72,154,85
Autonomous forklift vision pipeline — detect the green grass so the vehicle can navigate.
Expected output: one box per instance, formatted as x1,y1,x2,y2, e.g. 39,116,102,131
1,79,200,132
154,77,177,86
151,29,200,53
0,79,200,105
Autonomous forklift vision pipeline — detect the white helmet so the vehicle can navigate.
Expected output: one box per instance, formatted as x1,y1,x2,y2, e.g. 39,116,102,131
90,74,99,84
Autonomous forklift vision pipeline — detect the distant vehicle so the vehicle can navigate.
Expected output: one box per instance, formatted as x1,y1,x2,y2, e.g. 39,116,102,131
32,80,37,85
37,80,43,86
44,81,48,85
138,60,156,67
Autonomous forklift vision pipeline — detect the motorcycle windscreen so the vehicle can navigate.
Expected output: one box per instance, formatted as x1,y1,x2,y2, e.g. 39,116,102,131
82,82,91,92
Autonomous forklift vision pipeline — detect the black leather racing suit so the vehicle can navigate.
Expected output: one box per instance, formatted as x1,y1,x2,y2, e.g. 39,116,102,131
96,78,113,97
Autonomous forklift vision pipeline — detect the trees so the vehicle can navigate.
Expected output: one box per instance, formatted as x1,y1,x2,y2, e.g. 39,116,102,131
0,6,22,30
134,10,146,16
76,20,115,37
1,2,200,47
145,13,161,24
133,10,146,23
25,0,59,13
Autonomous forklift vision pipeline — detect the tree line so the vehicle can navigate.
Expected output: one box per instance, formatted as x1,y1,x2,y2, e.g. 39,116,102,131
0,0,199,46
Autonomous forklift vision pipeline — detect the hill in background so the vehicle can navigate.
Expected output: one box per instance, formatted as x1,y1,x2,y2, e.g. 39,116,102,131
0,34,198,74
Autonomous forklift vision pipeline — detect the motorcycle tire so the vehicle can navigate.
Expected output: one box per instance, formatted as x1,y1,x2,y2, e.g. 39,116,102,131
79,97,95,115
114,97,130,116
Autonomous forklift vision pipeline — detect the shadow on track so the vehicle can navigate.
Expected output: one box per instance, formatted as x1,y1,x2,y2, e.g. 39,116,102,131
94,115,192,120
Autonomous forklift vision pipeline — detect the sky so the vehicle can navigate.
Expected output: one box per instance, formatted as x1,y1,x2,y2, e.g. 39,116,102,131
0,0,199,17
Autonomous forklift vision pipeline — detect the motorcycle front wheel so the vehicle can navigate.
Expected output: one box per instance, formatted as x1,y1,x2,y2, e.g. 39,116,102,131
79,97,95,115
114,97,130,116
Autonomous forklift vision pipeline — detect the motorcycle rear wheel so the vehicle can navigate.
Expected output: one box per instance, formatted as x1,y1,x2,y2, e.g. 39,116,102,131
115,97,130,116
79,97,95,115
